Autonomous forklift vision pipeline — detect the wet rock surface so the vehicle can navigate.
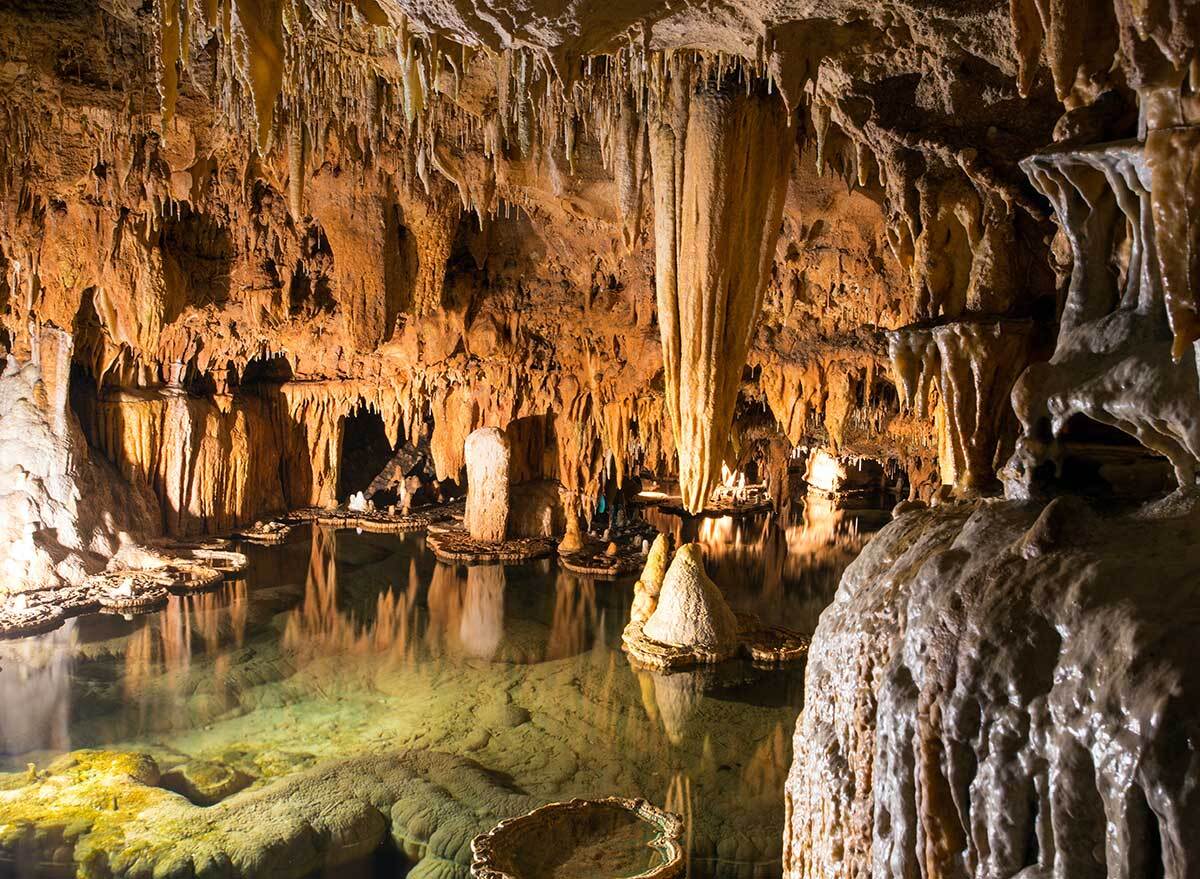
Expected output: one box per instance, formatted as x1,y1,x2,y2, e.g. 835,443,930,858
785,499,1200,879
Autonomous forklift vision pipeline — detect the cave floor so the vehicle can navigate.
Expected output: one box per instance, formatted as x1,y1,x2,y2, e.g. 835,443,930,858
0,508,881,879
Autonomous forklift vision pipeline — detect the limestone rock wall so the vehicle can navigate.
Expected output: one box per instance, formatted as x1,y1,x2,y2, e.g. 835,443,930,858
785,498,1200,879
0,330,158,591
1,0,1196,576
0,0,1069,549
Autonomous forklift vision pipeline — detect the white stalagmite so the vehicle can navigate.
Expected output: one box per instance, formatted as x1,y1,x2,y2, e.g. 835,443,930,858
643,542,738,654
650,73,793,513
464,427,510,542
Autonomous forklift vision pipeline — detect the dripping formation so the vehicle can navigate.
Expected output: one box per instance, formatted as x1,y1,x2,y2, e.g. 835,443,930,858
3,1,1200,878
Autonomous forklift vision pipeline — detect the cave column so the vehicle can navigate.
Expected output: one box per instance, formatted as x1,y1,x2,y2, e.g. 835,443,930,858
887,319,1032,496
465,427,510,542
650,71,794,513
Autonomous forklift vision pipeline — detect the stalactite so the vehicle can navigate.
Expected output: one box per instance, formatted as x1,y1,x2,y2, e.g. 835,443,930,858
1146,125,1200,360
1010,138,1200,495
650,72,793,512
888,320,1031,494
231,0,286,153
612,89,648,249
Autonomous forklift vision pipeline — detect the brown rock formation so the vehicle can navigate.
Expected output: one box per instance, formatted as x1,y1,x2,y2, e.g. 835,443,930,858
464,426,510,541
4,3,1200,873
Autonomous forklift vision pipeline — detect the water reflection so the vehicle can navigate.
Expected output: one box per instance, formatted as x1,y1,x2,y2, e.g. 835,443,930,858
0,499,883,879
0,621,74,755
643,497,887,633
548,572,601,660
123,581,250,721
283,526,420,661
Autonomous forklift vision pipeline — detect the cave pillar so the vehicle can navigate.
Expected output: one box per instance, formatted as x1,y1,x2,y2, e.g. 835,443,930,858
887,319,1032,495
650,73,794,513
464,427,510,542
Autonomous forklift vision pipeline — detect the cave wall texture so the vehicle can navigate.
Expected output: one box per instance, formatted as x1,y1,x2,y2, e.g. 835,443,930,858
4,0,1200,876
1,0,1083,569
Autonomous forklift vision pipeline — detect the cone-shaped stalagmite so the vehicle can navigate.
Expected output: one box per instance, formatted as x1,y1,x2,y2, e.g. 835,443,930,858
643,542,738,655
650,74,793,513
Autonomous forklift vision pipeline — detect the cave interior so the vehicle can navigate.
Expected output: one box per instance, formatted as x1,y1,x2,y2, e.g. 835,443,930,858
2,1,1200,878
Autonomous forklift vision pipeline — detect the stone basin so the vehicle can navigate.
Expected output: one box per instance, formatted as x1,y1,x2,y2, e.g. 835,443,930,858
470,797,684,879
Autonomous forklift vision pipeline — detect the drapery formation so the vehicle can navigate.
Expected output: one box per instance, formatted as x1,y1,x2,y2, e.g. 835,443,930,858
650,75,793,512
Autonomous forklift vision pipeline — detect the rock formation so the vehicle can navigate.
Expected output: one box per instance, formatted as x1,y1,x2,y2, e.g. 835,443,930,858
630,533,670,625
0,329,157,592
888,319,1033,495
1008,136,1200,496
4,0,1200,876
642,543,738,658
782,4,1200,874
464,427,510,542
785,498,1200,879
0,748,540,879
650,75,794,513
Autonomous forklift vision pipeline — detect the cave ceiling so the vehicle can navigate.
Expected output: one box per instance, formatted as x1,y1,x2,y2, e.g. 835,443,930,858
0,0,1195,523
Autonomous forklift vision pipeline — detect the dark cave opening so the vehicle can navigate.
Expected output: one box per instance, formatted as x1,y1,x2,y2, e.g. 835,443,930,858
158,203,234,315
1057,413,1173,500
337,404,397,504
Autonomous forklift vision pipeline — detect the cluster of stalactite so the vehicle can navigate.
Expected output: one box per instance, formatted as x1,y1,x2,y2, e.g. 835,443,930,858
7,0,1197,574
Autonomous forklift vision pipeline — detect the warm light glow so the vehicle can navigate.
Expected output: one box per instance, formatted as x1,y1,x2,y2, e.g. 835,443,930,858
805,449,844,494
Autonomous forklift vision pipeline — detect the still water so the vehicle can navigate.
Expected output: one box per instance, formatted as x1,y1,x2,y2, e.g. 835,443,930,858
0,503,884,879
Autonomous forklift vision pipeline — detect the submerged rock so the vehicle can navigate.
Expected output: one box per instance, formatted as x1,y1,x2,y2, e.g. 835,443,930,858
470,797,685,879
0,748,540,879
161,759,254,806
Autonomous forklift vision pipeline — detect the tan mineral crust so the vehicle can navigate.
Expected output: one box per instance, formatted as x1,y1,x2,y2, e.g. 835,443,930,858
3,0,1200,876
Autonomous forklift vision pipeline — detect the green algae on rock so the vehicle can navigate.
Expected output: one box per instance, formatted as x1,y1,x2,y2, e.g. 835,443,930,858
0,748,541,879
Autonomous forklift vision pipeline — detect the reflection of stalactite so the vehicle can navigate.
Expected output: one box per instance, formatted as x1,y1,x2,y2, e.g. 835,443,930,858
426,561,465,655
282,527,420,661
546,572,598,660
741,722,789,805
116,581,250,731
665,772,694,878
0,621,75,755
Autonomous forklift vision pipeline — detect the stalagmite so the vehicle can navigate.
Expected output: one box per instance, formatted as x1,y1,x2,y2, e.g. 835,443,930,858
650,73,793,512
558,509,585,553
630,533,669,624
642,543,738,656
464,427,510,542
